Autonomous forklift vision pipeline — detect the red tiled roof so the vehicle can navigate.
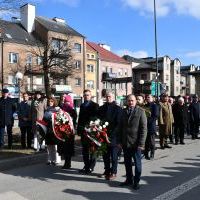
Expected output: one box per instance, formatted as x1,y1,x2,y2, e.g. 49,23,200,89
86,43,96,52
87,41,130,64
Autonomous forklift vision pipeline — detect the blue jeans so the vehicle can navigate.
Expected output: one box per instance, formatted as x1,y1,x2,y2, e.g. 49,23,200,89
103,145,119,175
123,147,142,184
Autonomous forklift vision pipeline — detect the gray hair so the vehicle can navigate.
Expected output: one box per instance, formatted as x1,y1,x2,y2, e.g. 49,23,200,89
178,97,184,103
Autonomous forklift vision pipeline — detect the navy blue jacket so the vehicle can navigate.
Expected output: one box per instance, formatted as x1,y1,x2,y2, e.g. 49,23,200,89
98,101,122,145
18,100,32,127
0,97,16,127
145,102,159,134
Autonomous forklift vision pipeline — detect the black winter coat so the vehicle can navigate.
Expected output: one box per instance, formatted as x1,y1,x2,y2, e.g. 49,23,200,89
0,97,16,127
98,102,122,145
172,104,188,126
77,101,99,135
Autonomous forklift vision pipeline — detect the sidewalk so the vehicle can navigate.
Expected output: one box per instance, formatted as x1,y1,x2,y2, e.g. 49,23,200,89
0,126,81,171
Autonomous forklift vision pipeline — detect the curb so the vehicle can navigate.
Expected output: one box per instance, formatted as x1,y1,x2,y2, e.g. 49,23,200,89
0,152,47,171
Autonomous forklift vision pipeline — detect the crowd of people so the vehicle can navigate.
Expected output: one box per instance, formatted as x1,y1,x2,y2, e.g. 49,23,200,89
0,88,199,190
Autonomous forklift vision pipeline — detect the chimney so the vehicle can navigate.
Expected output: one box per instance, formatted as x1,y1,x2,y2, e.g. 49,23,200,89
52,17,66,24
98,43,111,51
20,4,35,33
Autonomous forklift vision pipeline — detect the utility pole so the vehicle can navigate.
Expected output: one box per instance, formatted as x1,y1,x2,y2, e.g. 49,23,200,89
154,0,159,100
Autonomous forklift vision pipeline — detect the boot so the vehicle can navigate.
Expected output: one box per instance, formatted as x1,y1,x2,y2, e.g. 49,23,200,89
150,151,154,159
62,156,71,169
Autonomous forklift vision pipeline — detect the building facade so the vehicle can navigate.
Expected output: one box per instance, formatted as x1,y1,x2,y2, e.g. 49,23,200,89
181,64,196,95
0,3,85,99
85,42,98,101
87,42,132,103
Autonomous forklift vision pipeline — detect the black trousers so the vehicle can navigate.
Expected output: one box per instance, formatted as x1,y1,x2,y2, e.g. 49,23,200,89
144,133,155,156
190,122,199,139
103,145,119,175
174,124,185,143
81,137,96,170
20,126,32,148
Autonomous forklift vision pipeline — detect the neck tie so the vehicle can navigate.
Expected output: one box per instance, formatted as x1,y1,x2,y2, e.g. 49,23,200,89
128,108,132,117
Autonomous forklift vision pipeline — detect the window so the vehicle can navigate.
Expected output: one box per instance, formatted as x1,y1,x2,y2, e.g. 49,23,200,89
9,52,19,63
37,56,43,65
176,86,179,92
26,54,32,65
74,43,81,53
166,75,169,81
75,60,81,69
166,63,170,70
141,74,147,80
35,76,43,85
118,69,123,76
8,75,16,84
75,78,81,86
108,67,112,73
176,67,180,74
118,83,123,89
152,73,156,80
87,54,90,59
91,54,95,59
87,64,94,72
51,39,60,52
124,69,128,76
86,80,94,89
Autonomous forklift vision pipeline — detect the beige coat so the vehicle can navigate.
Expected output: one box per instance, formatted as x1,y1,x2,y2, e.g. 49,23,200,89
30,98,47,133
159,102,174,136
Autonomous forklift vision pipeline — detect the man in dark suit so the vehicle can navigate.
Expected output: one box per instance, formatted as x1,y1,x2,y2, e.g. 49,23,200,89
98,91,122,180
189,94,200,139
77,89,99,174
117,94,147,190
0,89,16,149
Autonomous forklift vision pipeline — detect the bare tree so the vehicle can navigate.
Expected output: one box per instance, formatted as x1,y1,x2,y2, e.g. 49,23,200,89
28,36,76,98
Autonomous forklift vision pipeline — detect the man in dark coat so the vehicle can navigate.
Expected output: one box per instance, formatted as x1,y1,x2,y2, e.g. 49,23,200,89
172,97,188,144
117,94,147,190
98,91,122,180
189,94,200,139
144,94,159,159
77,89,99,174
0,89,16,149
18,92,32,149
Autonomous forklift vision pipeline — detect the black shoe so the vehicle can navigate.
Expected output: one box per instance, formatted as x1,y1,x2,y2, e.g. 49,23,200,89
46,161,51,165
79,168,92,174
119,180,133,186
145,156,150,160
180,142,185,145
164,145,172,149
150,152,154,159
62,164,71,169
160,146,165,150
133,183,140,190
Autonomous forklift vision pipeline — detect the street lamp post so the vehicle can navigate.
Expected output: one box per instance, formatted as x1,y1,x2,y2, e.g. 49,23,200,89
154,0,159,100
139,79,144,94
15,72,23,103
0,29,4,92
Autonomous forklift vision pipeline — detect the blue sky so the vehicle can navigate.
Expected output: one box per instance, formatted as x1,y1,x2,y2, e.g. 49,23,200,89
2,0,200,66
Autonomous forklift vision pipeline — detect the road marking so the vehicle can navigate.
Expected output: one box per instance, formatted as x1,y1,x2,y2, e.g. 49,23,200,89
0,191,28,200
153,175,200,200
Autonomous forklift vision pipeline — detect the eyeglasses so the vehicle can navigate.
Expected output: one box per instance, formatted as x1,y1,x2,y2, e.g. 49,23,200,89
84,94,90,96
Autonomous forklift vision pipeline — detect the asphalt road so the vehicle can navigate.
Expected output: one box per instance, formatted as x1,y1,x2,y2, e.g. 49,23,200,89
0,138,200,200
